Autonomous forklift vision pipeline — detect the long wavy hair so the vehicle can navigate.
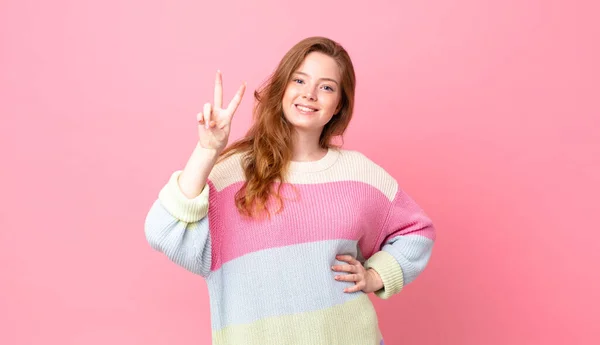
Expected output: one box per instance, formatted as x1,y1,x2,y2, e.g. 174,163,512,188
220,36,356,219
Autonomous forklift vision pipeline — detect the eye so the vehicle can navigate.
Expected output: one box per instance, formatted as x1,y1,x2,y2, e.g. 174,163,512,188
293,78,304,84
322,85,335,92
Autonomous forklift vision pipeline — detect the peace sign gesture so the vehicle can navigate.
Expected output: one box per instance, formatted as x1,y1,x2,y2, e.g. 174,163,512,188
197,70,246,154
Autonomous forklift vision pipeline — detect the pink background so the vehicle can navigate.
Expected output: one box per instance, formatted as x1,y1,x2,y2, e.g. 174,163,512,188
1,0,599,344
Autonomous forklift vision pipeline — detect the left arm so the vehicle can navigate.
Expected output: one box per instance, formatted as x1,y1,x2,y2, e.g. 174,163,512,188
363,186,436,299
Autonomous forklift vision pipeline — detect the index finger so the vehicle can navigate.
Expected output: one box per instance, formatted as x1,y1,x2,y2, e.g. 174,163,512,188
225,82,247,117
335,255,359,265
214,70,223,109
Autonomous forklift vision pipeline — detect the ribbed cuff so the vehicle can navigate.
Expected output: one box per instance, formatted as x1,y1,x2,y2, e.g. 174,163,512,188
364,251,404,299
157,170,210,223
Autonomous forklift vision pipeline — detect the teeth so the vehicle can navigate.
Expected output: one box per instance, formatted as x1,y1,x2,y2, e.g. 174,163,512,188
297,105,316,112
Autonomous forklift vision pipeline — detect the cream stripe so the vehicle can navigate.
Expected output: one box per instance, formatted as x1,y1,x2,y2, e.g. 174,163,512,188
210,149,398,200
158,170,209,222
364,251,405,299
212,294,383,345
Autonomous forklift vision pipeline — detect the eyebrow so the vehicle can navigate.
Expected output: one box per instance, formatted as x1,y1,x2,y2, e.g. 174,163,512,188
294,71,339,85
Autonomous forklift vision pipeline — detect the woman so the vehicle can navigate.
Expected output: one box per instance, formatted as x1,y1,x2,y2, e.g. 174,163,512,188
145,36,436,345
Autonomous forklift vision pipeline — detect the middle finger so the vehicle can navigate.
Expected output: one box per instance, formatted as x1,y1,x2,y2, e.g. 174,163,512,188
331,264,356,273
335,274,359,282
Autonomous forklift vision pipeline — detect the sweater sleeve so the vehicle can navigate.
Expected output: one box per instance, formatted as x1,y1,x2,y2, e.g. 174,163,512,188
364,185,436,299
144,170,212,277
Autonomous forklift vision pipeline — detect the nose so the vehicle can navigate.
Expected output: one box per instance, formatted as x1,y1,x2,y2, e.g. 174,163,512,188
303,85,317,101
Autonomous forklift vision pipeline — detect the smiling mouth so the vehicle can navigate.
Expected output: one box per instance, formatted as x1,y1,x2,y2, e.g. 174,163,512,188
295,104,319,113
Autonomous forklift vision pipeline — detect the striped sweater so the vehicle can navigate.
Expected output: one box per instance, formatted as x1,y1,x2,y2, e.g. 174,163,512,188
144,148,436,345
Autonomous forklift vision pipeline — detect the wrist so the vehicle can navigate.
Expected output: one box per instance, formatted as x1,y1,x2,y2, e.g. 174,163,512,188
367,268,384,292
195,143,221,159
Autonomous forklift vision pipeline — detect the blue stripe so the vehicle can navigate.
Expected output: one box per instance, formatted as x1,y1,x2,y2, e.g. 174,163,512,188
381,234,433,284
206,239,366,330
144,200,212,277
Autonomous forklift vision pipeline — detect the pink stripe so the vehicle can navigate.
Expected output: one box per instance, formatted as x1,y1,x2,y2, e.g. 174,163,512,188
207,180,392,271
379,188,436,245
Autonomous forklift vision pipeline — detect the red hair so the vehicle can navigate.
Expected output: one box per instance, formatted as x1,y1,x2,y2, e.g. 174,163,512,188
220,36,356,218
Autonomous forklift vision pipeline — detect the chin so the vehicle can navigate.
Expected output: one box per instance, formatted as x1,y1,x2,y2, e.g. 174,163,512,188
287,120,329,136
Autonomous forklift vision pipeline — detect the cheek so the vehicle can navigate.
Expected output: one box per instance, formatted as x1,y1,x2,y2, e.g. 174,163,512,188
324,95,341,113
282,85,299,103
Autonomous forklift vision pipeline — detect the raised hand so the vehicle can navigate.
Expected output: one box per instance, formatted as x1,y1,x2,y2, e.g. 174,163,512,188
197,70,246,154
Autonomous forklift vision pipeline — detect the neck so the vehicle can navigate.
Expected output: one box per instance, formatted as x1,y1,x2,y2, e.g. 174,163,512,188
290,129,327,162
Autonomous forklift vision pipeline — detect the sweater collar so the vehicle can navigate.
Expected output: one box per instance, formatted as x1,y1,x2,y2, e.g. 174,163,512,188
288,148,341,173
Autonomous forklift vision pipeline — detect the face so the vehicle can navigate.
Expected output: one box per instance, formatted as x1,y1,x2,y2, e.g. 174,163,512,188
281,52,342,136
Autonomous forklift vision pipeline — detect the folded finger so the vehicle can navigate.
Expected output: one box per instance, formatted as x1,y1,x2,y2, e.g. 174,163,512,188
203,102,212,129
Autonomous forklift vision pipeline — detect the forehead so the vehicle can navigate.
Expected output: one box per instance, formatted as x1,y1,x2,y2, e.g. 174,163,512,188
295,52,341,82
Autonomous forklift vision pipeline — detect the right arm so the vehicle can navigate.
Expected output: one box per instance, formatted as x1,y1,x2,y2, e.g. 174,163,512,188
144,170,212,276
144,70,246,277
178,144,219,199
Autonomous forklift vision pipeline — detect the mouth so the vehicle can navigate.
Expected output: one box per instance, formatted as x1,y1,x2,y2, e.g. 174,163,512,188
294,104,319,113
